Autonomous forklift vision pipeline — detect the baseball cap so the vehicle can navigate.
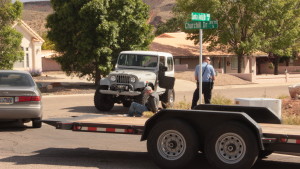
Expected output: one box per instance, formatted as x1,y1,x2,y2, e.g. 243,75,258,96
144,86,152,91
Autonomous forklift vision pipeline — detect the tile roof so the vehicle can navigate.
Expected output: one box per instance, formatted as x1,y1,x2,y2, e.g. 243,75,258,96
150,32,267,57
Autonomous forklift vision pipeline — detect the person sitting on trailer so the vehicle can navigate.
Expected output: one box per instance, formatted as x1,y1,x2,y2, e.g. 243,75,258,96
127,86,159,117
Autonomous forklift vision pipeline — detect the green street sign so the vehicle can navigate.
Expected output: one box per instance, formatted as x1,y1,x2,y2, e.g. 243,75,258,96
191,12,210,21
185,21,218,30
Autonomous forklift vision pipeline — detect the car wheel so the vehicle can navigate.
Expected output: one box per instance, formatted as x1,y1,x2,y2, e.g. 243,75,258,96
32,118,42,128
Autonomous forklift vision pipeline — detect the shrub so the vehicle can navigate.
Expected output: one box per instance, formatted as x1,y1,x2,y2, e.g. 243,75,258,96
211,93,233,105
29,69,42,77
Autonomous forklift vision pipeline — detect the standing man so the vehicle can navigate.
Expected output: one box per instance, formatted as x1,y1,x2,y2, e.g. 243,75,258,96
191,56,216,108
127,86,159,117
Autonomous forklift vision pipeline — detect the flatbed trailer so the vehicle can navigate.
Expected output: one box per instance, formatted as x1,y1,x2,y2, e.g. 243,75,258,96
43,105,300,169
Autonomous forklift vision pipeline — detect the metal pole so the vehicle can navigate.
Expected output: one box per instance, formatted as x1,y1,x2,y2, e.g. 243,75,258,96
198,29,203,104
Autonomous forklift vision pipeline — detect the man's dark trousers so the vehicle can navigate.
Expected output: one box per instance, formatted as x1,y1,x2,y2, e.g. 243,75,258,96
191,82,212,108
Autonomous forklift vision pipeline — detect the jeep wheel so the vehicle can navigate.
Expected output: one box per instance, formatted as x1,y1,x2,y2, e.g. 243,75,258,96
161,89,175,108
123,100,132,107
94,87,114,111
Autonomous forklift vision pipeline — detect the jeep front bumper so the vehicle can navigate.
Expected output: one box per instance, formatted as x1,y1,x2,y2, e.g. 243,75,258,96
99,90,141,96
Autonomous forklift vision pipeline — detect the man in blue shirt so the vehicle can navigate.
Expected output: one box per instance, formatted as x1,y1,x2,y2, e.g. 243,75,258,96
191,56,216,108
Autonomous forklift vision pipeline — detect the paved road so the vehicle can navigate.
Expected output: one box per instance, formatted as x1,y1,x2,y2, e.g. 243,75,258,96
0,85,299,169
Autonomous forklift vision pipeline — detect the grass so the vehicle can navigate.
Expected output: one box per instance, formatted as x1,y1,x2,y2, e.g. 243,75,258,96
282,114,300,125
211,93,234,105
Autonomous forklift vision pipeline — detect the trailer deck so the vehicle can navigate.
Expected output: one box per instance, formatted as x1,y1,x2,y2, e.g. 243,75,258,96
43,115,300,140
260,123,300,136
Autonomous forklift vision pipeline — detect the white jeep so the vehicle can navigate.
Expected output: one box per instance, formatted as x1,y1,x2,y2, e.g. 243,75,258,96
94,51,175,111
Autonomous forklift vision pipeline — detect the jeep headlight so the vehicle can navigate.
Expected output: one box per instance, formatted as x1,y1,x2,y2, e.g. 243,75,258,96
110,75,116,82
130,76,136,83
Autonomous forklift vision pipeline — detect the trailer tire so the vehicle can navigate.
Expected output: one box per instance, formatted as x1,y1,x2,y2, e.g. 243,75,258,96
94,86,114,111
147,119,199,169
205,122,258,169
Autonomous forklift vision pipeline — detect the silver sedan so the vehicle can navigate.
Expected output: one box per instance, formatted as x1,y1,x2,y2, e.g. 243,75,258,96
0,70,42,128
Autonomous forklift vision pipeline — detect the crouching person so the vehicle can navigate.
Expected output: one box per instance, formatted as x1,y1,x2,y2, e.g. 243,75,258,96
127,86,159,117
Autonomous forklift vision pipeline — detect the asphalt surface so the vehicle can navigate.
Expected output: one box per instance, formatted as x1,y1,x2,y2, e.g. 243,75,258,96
0,82,299,169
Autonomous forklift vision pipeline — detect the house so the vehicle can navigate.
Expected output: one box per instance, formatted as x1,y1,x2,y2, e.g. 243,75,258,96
150,32,268,75
12,20,44,72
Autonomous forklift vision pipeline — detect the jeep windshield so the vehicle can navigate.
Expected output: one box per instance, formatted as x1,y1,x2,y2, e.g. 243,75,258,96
117,54,158,68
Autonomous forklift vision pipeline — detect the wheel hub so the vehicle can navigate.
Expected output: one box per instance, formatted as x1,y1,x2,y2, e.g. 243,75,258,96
215,133,246,164
168,140,177,149
157,130,186,160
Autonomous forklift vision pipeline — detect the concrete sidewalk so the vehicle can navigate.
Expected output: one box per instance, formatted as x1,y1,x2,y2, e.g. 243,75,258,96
38,71,298,91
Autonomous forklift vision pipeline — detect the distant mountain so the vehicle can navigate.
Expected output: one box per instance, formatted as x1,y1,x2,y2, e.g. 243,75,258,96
21,0,176,35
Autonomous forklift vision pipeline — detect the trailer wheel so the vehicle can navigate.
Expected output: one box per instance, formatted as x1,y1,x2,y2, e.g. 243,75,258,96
205,122,258,169
147,119,199,169
94,86,114,111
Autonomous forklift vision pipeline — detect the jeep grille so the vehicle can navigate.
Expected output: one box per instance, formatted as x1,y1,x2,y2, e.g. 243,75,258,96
117,75,130,83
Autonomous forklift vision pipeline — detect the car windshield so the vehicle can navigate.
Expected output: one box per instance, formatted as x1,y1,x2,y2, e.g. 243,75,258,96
117,54,158,68
0,73,34,87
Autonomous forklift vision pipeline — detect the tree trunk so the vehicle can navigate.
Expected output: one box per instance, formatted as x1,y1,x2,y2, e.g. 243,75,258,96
238,54,243,73
95,63,101,86
273,54,280,75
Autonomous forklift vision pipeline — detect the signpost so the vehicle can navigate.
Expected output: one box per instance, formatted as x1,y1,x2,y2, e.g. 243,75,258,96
185,13,218,105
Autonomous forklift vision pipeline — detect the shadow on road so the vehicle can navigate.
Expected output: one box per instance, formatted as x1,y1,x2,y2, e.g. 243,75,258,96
63,105,129,115
0,121,29,132
0,148,299,169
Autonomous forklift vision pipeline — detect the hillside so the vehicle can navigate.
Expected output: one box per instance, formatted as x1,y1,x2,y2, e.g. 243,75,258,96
21,0,176,35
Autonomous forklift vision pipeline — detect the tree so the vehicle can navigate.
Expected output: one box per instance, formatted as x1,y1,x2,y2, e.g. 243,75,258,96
46,0,153,85
41,33,55,50
175,0,268,73
260,0,300,75
0,0,23,69
155,17,183,36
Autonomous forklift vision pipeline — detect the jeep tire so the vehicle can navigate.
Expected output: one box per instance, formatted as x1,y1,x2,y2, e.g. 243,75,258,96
122,100,132,107
161,89,175,108
94,86,114,111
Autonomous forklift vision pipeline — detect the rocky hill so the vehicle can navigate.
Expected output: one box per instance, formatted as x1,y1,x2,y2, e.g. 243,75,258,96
21,0,176,35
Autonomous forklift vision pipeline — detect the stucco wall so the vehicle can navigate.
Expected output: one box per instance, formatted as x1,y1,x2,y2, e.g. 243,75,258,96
42,58,62,71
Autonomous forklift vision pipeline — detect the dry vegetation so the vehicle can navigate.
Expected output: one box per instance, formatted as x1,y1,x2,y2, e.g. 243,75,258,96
21,0,176,35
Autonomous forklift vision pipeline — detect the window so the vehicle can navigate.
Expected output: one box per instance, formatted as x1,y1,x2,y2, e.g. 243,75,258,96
117,54,158,67
0,73,34,87
231,56,244,70
167,57,174,71
159,56,165,67
26,54,29,68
